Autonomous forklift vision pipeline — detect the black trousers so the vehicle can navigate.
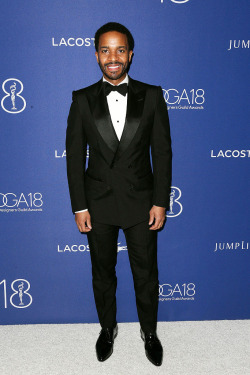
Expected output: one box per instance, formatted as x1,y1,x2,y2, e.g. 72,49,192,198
87,219,159,333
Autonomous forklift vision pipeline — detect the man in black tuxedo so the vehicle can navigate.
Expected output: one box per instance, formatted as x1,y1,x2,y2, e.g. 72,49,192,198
66,22,172,366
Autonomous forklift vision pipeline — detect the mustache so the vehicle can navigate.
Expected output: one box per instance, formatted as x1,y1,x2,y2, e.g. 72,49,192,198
104,62,124,67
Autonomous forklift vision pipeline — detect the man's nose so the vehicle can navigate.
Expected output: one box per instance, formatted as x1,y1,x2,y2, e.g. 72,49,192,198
108,51,118,62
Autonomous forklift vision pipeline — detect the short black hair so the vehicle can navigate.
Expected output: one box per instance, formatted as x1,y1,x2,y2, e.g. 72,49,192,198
94,22,134,52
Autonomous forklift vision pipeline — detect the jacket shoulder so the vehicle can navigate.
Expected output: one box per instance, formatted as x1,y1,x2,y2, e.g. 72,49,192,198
72,80,102,98
129,77,161,91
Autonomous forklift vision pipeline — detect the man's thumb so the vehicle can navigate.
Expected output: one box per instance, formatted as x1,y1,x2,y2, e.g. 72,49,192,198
148,212,154,225
87,218,92,229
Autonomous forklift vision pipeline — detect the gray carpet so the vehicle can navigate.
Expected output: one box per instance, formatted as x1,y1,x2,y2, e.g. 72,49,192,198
0,320,249,375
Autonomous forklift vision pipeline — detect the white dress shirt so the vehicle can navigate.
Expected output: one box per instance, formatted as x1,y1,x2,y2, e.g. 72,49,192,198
103,75,128,141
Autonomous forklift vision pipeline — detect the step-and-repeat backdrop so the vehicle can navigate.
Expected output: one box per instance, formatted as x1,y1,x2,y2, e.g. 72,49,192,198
1,0,249,325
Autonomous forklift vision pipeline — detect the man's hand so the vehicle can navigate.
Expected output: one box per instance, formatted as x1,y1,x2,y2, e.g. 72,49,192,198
75,211,92,232
148,206,166,230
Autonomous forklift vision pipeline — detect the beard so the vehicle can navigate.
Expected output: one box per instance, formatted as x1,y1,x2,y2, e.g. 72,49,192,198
98,61,129,81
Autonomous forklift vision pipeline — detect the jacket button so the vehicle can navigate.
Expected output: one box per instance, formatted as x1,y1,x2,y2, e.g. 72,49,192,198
129,184,134,190
128,164,132,168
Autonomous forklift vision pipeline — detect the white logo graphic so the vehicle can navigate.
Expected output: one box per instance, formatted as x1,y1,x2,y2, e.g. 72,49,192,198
0,279,32,308
55,149,89,158
163,89,205,110
55,150,66,158
167,187,182,217
159,283,195,301
117,242,128,252
228,40,250,51
58,242,127,253
0,193,43,213
211,150,250,158
57,244,90,253
52,37,95,47
161,0,189,3
214,241,249,252
1,78,26,114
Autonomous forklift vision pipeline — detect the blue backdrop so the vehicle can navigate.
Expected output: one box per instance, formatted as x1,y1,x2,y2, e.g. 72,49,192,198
0,0,249,325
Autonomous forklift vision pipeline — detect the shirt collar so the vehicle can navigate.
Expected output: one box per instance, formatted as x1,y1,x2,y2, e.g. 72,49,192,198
102,74,129,86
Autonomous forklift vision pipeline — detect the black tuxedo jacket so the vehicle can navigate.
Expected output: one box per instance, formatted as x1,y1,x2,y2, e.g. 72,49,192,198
66,76,172,229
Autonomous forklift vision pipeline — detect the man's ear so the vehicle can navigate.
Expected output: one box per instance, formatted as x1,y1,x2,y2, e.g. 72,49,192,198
95,51,99,64
129,50,133,63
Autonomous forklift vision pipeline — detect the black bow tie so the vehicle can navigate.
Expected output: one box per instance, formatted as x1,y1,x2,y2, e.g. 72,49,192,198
103,82,128,96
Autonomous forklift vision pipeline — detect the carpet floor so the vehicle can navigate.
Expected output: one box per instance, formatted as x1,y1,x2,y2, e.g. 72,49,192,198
0,320,249,375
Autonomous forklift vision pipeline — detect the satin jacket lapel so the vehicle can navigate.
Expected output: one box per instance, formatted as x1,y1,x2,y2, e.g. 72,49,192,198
87,78,146,162
114,78,146,161
90,80,119,154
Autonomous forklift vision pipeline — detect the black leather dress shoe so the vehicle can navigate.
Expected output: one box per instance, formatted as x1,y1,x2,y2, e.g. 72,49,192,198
140,328,163,366
96,324,118,362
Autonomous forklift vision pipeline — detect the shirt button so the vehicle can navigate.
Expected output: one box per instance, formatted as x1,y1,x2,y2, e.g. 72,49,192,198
117,120,119,123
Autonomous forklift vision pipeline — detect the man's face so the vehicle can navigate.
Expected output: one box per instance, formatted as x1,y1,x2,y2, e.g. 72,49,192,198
95,31,133,85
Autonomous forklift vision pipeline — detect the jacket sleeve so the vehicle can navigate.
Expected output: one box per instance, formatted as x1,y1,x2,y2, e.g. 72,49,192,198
66,91,88,214
150,86,172,210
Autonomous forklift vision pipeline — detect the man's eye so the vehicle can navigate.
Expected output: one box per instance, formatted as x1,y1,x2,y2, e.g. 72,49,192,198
119,49,125,53
101,49,108,53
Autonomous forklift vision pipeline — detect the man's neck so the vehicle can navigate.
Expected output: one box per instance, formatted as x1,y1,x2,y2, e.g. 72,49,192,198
102,74,129,86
